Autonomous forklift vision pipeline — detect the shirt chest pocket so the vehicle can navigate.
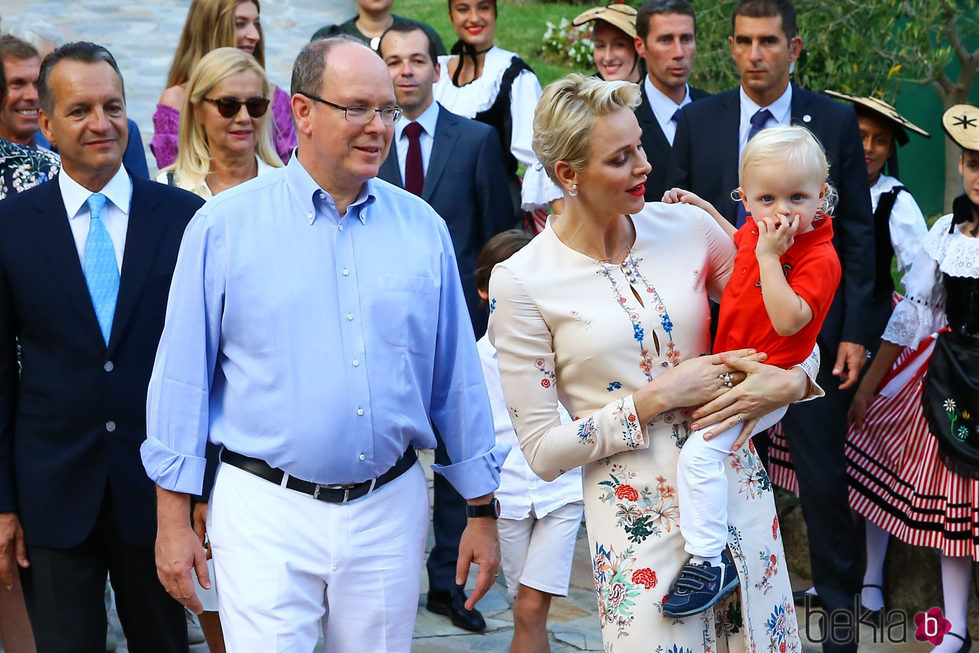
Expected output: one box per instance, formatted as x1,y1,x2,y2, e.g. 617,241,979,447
372,274,439,354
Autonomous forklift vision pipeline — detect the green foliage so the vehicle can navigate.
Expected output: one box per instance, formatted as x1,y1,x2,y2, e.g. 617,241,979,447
540,17,596,69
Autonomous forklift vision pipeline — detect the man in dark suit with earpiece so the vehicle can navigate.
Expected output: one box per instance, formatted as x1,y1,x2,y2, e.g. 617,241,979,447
667,2,873,652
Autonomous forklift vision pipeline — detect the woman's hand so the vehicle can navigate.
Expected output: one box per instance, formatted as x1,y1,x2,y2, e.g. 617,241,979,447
633,348,765,423
690,352,808,450
847,387,873,429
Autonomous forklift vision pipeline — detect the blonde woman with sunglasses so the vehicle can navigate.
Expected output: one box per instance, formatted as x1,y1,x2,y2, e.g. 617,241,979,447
158,47,282,201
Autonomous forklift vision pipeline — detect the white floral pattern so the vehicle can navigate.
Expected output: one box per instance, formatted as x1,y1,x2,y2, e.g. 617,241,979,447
0,139,60,201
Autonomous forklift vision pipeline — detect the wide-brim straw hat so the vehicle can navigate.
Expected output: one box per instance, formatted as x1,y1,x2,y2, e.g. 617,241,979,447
572,4,638,40
942,104,979,151
825,90,930,146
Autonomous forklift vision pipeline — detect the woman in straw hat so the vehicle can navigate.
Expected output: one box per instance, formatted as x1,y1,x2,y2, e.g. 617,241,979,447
842,104,979,653
572,4,644,84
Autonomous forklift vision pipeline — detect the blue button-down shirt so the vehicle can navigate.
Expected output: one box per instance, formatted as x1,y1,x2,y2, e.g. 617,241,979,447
141,154,506,499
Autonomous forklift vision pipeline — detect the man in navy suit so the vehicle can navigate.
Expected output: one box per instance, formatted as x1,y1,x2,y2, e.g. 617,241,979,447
668,2,873,651
0,42,202,652
633,0,708,201
377,21,513,633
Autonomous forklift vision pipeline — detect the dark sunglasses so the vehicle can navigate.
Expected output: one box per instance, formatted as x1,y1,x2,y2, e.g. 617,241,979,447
202,96,270,118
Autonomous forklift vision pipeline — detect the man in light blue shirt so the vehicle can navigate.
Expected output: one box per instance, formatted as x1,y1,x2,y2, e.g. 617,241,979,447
142,35,507,652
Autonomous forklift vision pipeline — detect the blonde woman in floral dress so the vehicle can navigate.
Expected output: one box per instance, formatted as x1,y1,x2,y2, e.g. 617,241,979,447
489,74,818,652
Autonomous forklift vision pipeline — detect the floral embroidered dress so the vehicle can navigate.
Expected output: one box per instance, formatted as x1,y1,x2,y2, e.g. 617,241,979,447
0,138,60,201
489,203,802,653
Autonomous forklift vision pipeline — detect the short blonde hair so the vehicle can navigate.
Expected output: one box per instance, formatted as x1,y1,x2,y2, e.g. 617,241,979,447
739,125,837,214
533,73,641,185
163,47,282,193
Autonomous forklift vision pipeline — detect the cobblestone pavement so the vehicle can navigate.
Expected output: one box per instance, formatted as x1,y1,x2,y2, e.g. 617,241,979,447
0,2,940,652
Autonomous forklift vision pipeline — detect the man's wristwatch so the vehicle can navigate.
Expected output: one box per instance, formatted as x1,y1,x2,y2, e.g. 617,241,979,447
466,497,501,519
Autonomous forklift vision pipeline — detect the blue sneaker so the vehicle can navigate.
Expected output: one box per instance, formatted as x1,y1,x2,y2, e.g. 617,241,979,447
662,552,740,618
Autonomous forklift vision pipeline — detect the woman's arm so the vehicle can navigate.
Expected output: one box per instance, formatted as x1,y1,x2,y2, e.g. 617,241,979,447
847,340,903,428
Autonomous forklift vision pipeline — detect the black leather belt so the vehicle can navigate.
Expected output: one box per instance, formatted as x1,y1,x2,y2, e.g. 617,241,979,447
220,447,417,504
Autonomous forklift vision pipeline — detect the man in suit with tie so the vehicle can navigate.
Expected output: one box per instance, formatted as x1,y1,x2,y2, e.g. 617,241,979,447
0,42,202,652
667,2,873,651
377,21,513,633
633,0,708,200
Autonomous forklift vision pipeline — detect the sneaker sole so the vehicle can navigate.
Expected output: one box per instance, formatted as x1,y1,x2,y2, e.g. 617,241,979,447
662,577,741,618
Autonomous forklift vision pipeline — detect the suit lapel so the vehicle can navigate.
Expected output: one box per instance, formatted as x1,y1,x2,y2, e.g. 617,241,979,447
789,83,816,129
719,92,742,205
28,183,104,343
636,83,670,152
379,140,403,187
108,178,164,354
422,109,457,202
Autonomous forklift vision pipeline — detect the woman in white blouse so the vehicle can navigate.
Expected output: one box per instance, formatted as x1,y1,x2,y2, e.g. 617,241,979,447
157,47,281,200
433,0,561,226
488,74,817,652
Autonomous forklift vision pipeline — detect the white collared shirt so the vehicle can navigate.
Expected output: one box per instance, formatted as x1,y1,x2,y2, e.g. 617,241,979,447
393,101,440,182
738,84,793,158
60,165,132,272
644,76,691,146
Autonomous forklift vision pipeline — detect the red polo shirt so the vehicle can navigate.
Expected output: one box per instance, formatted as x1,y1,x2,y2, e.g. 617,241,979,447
714,213,841,368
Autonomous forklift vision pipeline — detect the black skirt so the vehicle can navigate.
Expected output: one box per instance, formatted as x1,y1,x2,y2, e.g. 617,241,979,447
923,331,979,478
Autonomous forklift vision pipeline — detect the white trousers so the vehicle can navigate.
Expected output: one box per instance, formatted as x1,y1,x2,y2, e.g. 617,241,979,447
207,461,429,653
676,407,785,558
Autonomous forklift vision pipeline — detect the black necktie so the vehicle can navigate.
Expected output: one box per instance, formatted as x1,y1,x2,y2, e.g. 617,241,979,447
736,108,774,227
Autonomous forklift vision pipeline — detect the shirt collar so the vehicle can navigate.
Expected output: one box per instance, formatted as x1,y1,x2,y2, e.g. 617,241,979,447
60,164,132,220
644,77,691,127
394,101,440,143
283,153,376,225
739,84,793,125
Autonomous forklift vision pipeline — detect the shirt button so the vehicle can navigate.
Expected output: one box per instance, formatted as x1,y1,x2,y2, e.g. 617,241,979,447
359,454,366,461
342,268,350,276
103,361,114,372
319,192,326,200
357,408,364,416
352,359,359,367
346,313,354,321
105,420,116,432
338,223,344,231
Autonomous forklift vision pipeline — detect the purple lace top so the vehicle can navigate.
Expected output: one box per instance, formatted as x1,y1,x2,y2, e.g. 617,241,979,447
150,85,296,168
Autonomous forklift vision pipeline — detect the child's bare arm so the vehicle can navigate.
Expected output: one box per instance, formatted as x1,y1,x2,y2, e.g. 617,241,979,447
756,214,814,336
662,187,737,239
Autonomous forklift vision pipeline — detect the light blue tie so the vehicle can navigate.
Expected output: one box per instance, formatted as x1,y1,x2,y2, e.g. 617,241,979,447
83,193,119,345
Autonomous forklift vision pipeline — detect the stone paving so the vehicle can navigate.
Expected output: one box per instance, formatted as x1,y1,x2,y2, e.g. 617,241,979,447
0,2,947,652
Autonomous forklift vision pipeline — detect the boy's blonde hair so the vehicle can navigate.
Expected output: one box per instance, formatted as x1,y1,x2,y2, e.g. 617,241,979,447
739,125,837,215
533,73,641,185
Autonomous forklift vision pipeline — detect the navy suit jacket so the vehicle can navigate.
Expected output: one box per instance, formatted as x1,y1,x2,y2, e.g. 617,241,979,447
667,83,875,350
379,104,515,338
636,82,709,201
0,173,203,548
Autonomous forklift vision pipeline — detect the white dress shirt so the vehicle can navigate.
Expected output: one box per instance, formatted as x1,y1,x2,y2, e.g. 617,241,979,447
644,76,692,146
393,101,439,182
738,84,793,158
60,165,131,272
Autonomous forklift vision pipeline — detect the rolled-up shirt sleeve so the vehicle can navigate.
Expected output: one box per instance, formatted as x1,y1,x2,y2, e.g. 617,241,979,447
428,220,508,499
141,207,226,495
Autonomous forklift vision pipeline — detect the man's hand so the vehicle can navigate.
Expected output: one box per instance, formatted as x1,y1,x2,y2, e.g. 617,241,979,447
155,487,209,613
833,341,866,389
0,512,28,590
192,502,211,560
455,500,500,612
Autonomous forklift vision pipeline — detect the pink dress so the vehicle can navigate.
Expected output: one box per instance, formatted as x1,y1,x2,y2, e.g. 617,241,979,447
150,85,295,168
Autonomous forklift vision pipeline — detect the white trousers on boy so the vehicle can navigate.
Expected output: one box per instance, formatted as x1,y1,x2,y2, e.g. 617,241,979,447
207,460,429,653
676,407,786,558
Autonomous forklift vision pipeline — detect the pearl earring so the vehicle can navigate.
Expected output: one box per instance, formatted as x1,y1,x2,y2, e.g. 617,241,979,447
569,184,578,197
